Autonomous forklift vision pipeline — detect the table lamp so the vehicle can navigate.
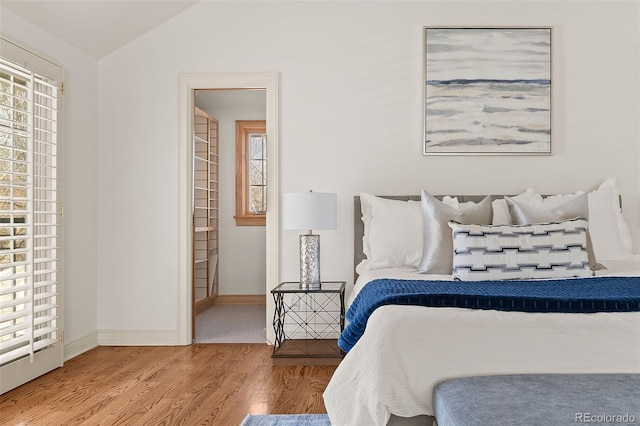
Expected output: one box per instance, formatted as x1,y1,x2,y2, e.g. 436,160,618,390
283,191,337,289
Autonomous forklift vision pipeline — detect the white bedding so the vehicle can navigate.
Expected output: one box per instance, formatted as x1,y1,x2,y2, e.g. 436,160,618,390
323,262,640,426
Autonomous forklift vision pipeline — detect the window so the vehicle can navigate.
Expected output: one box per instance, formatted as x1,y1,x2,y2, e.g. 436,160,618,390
235,120,266,226
0,40,62,393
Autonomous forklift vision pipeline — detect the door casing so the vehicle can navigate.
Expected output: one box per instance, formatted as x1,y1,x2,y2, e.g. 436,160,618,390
178,73,279,344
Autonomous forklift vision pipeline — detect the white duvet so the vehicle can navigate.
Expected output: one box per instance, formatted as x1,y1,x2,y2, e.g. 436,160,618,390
323,263,640,426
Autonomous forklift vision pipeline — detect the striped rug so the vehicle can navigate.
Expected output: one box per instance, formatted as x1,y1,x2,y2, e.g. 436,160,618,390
241,414,330,426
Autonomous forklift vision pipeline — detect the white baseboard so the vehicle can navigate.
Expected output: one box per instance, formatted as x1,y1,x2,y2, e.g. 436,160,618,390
63,330,99,361
97,329,180,346
61,329,184,362
213,294,266,305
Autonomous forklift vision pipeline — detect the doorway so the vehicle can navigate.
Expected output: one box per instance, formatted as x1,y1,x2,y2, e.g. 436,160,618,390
177,73,279,345
193,89,266,342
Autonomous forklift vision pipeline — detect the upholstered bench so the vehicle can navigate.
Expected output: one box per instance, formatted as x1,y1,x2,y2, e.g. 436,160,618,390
433,374,640,426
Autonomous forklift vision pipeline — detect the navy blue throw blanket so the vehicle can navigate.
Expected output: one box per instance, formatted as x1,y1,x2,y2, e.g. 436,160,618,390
338,276,640,352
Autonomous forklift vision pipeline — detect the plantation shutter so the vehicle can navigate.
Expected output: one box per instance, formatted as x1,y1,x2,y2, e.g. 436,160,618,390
0,38,63,394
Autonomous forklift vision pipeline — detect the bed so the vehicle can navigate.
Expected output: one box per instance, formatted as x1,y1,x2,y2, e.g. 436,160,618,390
323,183,640,426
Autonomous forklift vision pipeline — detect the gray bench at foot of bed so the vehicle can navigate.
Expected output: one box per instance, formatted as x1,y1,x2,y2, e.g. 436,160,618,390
433,374,640,426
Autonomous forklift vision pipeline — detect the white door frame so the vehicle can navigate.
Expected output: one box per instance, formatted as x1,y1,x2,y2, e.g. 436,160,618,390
177,73,279,345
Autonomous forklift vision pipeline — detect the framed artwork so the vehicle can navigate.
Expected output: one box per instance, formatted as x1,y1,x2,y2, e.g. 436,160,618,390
424,27,551,155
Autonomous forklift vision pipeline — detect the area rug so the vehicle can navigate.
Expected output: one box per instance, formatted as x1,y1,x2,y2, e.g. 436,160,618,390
241,414,331,425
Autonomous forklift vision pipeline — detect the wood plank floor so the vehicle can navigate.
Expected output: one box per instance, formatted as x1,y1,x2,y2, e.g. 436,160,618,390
0,344,337,425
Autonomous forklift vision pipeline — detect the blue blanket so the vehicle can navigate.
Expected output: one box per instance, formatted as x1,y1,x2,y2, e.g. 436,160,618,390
338,276,640,352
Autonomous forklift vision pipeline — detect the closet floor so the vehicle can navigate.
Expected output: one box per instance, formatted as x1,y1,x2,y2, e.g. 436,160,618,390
195,304,267,343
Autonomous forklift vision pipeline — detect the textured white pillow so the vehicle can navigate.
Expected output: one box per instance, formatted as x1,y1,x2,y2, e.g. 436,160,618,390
449,218,592,281
357,194,423,273
491,188,539,225
523,178,633,261
584,178,632,260
492,199,511,225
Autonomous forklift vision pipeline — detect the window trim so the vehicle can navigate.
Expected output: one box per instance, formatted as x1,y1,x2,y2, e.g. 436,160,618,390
234,120,266,226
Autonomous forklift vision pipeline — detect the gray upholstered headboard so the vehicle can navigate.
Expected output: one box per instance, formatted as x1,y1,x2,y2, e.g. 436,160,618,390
352,194,623,282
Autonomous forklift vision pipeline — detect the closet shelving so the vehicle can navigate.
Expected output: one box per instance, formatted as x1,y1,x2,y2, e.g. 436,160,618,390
193,106,219,312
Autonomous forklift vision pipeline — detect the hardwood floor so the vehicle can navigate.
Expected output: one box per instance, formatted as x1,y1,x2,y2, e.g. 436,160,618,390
0,344,337,425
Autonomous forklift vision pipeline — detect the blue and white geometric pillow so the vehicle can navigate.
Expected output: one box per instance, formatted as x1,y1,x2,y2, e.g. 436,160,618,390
449,218,593,281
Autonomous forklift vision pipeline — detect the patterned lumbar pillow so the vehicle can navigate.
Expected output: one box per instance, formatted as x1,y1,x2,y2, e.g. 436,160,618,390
449,218,593,281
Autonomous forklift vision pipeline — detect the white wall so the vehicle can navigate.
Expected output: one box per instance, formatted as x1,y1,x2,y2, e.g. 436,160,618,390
97,1,640,336
0,9,99,354
196,90,267,296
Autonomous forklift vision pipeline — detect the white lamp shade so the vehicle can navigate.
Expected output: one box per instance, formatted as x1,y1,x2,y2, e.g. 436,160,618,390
283,192,337,231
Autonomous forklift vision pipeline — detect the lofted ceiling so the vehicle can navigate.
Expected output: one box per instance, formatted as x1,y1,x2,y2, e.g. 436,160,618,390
2,0,200,59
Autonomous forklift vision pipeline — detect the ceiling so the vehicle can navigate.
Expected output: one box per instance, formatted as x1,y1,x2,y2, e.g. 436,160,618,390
2,0,200,59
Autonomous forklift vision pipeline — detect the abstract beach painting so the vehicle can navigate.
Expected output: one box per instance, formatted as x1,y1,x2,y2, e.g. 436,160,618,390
424,27,551,155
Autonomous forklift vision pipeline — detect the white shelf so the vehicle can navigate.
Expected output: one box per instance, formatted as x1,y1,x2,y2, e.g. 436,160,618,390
193,106,219,303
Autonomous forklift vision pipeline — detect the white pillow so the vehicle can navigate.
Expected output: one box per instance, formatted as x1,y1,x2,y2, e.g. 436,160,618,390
443,196,494,213
526,178,632,261
492,199,511,225
444,195,511,225
417,190,493,274
491,188,539,225
449,218,592,281
357,193,423,273
505,193,598,270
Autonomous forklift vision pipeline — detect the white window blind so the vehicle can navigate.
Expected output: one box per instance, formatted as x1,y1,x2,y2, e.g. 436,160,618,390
0,57,60,367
